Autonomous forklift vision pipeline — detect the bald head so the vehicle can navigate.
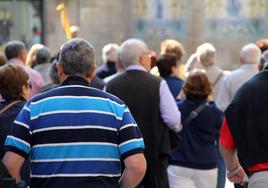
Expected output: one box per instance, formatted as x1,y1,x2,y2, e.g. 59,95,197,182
240,43,261,65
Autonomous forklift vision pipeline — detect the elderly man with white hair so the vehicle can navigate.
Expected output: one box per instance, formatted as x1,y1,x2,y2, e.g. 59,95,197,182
216,43,261,111
106,38,182,188
96,43,119,79
185,43,230,102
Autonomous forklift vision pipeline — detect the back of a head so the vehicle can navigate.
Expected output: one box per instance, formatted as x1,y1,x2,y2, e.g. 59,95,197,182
240,43,261,65
256,38,268,53
102,43,119,63
0,64,29,100
36,47,52,65
49,61,60,84
26,44,44,67
156,53,178,78
118,38,148,69
196,43,216,67
4,41,26,60
183,69,212,100
160,39,185,62
59,38,95,77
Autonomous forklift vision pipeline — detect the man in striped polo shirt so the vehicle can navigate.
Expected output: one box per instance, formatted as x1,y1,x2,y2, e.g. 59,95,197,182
2,38,146,188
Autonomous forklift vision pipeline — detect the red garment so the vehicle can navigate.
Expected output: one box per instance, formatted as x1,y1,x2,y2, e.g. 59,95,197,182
219,117,268,172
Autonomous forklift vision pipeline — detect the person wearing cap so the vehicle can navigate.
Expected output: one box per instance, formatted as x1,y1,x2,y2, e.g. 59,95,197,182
96,43,119,79
106,38,182,188
34,46,52,85
2,38,146,188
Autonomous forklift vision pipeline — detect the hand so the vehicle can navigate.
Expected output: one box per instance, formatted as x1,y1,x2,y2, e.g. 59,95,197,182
227,165,246,185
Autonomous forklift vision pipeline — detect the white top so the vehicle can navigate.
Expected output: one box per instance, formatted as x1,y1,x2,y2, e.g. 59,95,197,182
216,64,259,111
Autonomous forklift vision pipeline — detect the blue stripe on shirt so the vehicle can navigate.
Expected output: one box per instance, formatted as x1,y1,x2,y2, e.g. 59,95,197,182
31,112,120,130
119,140,145,155
31,144,120,160
30,97,125,118
5,136,31,154
31,161,120,175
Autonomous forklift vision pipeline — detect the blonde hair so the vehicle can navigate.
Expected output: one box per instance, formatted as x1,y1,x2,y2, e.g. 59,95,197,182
196,43,216,67
160,39,185,62
26,44,44,67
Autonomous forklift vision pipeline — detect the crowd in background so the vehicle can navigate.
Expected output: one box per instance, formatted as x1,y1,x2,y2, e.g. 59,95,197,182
0,36,267,188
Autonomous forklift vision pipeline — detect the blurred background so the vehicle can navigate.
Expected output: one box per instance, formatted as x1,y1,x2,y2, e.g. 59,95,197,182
0,0,266,68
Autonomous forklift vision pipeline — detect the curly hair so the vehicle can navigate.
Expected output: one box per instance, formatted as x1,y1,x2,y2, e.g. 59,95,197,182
183,69,211,100
160,39,185,62
0,64,29,100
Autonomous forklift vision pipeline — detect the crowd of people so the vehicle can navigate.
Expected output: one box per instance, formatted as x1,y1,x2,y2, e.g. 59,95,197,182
0,36,267,188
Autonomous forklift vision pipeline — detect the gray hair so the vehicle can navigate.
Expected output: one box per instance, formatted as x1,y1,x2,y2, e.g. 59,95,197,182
59,38,95,77
196,43,216,67
102,43,119,63
118,38,149,69
240,43,261,64
49,60,60,84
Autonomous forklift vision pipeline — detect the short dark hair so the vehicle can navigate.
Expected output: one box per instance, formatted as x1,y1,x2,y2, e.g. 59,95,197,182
183,69,212,100
156,53,178,78
4,41,26,60
0,64,29,100
59,38,95,77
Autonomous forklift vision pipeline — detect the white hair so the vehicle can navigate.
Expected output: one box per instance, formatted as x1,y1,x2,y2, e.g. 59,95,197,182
196,43,216,67
240,43,261,64
118,38,148,69
102,43,119,63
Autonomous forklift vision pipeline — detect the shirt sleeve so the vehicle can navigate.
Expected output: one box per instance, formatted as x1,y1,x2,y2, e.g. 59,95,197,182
219,117,236,149
118,106,145,160
159,80,182,132
5,103,32,158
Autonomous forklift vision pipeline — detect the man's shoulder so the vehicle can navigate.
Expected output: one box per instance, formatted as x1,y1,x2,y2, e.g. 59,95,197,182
31,85,125,105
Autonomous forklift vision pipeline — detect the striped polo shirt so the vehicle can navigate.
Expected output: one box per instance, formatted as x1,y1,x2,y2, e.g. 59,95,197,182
5,76,144,188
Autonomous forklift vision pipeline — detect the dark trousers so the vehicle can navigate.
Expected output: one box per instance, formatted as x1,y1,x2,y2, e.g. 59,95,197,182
137,155,169,188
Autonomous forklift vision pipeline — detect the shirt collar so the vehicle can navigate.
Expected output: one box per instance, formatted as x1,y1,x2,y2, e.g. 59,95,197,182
126,64,147,72
8,58,24,65
62,76,90,86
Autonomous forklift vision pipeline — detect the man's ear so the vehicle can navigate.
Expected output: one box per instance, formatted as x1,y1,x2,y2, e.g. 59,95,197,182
87,65,96,80
56,63,65,83
19,51,27,64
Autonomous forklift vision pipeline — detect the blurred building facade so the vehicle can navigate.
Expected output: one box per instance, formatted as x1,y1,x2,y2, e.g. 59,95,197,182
1,0,268,69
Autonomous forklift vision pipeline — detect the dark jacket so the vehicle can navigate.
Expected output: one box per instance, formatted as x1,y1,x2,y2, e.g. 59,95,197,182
164,76,184,99
96,62,116,79
170,98,223,169
106,70,171,163
225,70,268,169
0,100,30,184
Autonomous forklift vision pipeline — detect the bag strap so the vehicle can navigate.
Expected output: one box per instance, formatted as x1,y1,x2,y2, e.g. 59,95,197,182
183,102,209,126
212,71,223,87
0,101,21,114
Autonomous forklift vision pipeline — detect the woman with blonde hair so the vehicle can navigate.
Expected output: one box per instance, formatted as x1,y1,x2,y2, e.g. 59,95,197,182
25,43,44,68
